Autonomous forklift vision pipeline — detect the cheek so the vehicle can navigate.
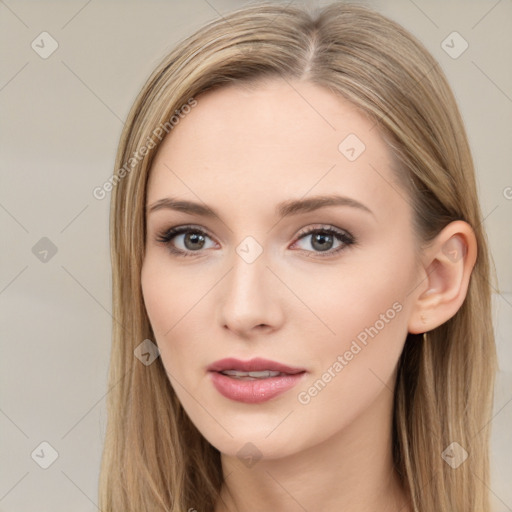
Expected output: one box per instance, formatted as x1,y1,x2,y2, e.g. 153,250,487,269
141,260,172,338
289,298,410,448
141,257,185,355
296,250,413,349
294,248,415,397
140,256,214,369
141,255,199,334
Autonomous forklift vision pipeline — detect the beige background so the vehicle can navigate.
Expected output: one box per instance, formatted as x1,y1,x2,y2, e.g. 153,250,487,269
0,0,511,510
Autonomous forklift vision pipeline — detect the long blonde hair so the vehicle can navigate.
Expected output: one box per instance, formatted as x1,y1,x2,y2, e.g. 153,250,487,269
99,2,497,510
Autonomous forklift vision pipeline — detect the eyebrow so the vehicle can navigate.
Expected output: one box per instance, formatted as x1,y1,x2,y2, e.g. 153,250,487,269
147,194,374,219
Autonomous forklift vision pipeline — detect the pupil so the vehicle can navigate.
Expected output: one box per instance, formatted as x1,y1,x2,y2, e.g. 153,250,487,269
312,233,332,251
185,233,204,250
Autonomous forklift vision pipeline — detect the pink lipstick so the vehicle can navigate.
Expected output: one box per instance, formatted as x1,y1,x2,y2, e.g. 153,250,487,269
207,357,306,404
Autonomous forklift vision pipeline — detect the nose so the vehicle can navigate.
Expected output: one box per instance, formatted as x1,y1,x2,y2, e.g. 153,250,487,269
217,247,285,338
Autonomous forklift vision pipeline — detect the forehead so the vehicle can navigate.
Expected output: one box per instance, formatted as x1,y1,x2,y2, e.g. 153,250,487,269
146,79,404,220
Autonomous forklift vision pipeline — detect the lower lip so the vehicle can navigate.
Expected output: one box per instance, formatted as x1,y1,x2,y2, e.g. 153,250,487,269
209,371,306,404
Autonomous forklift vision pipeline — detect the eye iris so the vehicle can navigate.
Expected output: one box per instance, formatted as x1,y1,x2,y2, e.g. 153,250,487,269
184,232,205,250
311,232,333,251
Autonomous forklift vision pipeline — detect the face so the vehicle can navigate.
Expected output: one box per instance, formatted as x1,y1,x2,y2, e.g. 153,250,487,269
141,79,422,461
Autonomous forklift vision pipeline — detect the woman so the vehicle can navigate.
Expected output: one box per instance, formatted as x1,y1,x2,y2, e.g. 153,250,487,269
99,2,497,511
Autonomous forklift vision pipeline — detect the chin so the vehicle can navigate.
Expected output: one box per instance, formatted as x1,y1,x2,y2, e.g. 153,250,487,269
193,418,301,461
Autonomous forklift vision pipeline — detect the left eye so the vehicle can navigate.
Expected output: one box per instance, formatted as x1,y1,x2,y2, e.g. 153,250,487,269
292,226,355,257
155,225,355,258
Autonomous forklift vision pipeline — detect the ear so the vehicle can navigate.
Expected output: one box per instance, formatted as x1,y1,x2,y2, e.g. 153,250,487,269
408,220,477,334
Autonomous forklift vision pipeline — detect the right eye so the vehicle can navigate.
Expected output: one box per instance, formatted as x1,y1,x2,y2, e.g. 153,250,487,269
155,225,217,257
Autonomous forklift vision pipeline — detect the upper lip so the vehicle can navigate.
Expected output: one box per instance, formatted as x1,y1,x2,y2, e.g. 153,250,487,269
207,357,306,374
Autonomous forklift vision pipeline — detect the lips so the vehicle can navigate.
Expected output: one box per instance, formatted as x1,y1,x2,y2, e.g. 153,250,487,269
207,357,307,403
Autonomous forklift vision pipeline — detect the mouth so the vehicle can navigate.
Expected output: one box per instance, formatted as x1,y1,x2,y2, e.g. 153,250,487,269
218,369,293,380
207,357,307,403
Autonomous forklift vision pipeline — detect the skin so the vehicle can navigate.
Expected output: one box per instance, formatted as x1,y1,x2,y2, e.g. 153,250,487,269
141,78,477,512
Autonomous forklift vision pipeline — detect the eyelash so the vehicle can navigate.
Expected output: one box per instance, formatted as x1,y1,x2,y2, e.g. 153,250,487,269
155,224,356,259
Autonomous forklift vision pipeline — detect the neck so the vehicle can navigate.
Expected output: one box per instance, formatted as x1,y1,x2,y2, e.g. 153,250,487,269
214,384,411,512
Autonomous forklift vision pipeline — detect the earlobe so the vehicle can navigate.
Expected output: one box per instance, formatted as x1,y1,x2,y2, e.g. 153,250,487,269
408,221,477,334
